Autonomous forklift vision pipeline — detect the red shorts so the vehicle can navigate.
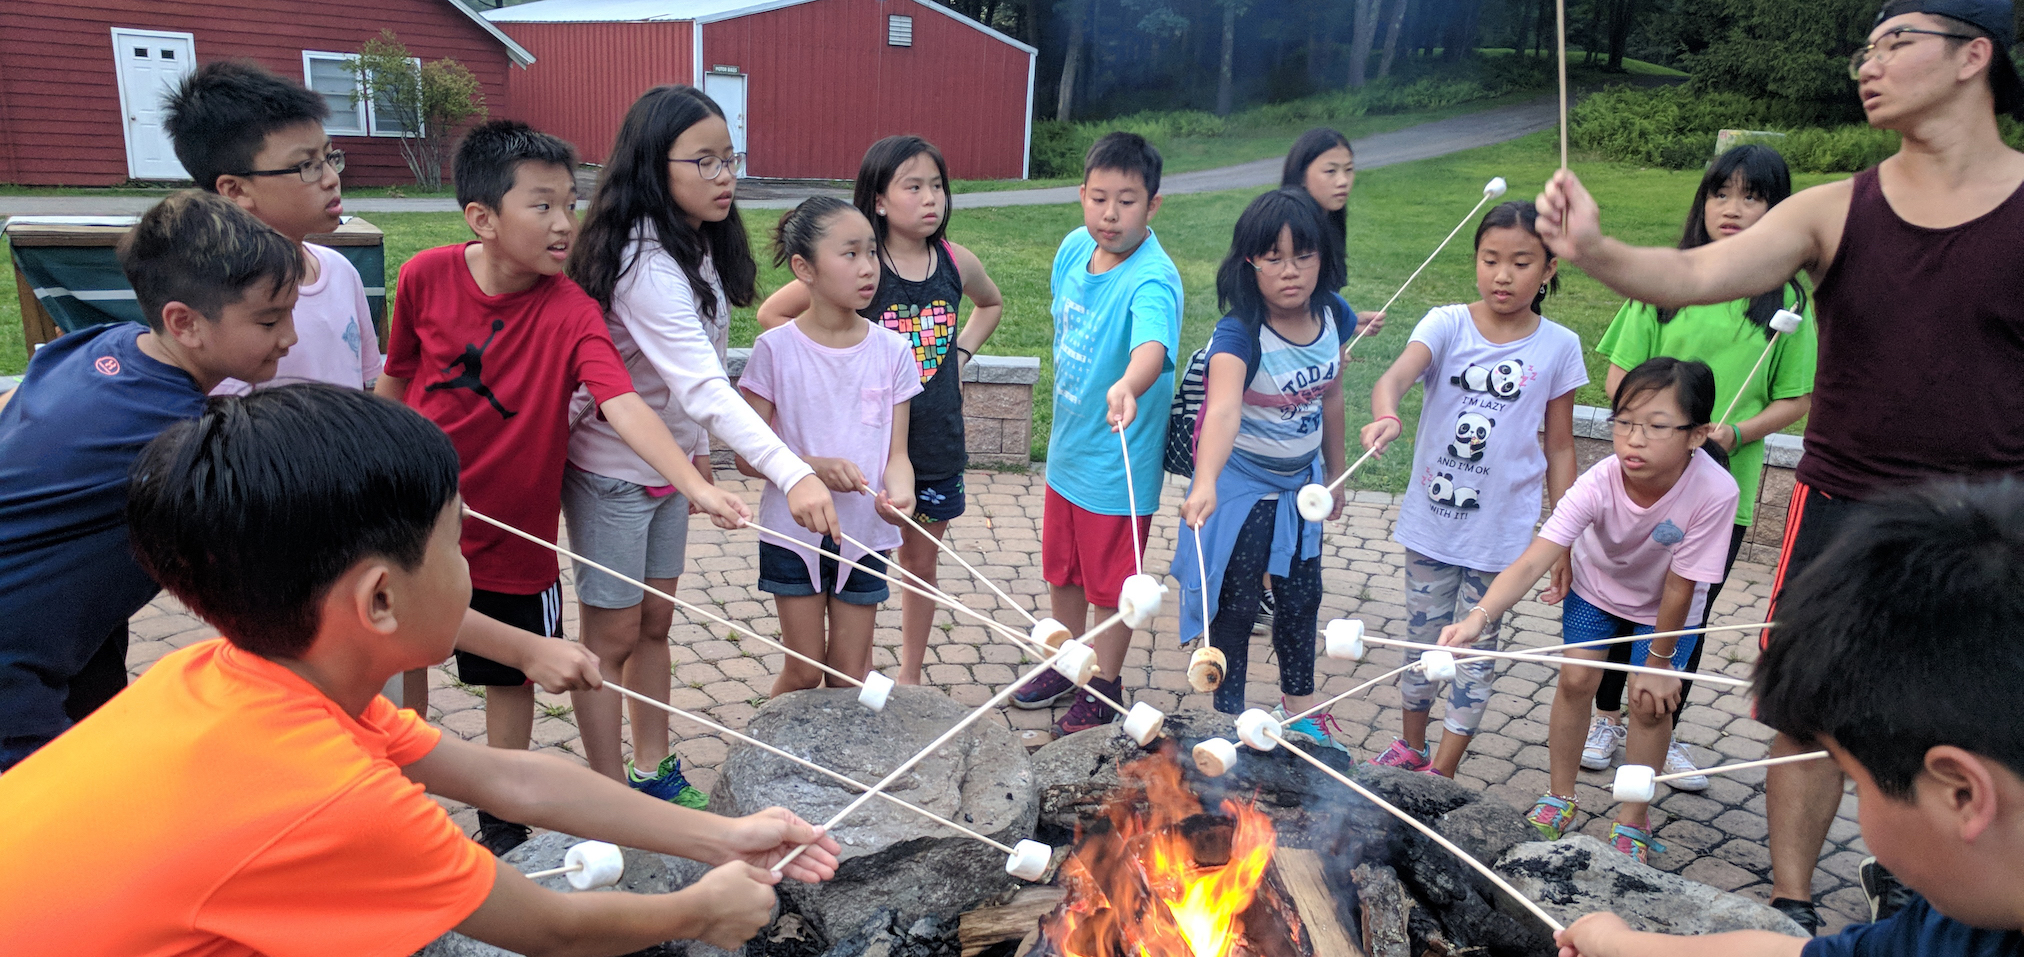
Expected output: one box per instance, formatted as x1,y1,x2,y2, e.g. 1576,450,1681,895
1042,485,1154,609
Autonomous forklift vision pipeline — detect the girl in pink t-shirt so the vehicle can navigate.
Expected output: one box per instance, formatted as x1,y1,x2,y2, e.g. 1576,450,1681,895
740,198,920,695
1436,358,1738,864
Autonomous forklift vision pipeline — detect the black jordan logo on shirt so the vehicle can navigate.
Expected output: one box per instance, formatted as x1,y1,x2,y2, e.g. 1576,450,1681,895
427,318,516,419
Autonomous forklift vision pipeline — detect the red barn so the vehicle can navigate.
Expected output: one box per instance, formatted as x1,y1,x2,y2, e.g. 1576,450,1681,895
486,0,1035,180
0,0,532,186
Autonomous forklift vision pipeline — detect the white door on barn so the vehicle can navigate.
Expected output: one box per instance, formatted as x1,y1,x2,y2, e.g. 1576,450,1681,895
110,28,196,181
703,73,748,177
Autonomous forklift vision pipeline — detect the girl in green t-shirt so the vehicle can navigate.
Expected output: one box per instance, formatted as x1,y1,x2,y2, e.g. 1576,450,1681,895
1586,145,1817,785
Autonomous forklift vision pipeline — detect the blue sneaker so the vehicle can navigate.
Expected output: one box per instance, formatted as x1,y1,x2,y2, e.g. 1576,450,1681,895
628,754,708,809
1277,706,1352,754
1011,666,1075,710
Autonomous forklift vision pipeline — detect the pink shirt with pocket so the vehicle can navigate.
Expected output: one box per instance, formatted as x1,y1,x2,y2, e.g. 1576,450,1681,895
737,320,923,591
214,243,383,395
1537,449,1739,625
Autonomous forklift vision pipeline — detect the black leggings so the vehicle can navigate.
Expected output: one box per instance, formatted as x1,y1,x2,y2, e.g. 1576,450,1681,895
1594,523,1747,722
1208,498,1321,714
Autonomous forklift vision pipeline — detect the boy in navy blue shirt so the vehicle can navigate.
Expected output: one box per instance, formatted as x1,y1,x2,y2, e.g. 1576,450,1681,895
1553,480,2024,957
0,192,301,770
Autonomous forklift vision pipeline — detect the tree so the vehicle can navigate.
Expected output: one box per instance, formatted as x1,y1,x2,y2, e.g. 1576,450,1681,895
1377,0,1411,78
1056,0,1090,120
349,30,487,190
1346,0,1382,88
1685,0,1875,122
1214,0,1248,115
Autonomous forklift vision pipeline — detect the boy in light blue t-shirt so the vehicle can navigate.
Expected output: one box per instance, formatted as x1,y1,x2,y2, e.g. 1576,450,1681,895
1012,133,1183,737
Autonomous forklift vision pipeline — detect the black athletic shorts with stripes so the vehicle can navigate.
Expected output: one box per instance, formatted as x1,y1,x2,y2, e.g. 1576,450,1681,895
455,579,565,686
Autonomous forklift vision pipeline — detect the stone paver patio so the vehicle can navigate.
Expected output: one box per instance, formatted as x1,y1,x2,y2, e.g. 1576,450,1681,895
126,466,1873,933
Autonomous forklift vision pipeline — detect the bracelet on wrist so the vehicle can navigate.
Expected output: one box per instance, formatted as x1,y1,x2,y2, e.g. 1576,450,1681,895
1729,423,1743,447
1375,414,1401,427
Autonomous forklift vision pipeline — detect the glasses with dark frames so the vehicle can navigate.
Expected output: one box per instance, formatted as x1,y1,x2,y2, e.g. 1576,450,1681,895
235,149,345,183
1605,416,1698,440
668,152,746,180
1849,27,1976,78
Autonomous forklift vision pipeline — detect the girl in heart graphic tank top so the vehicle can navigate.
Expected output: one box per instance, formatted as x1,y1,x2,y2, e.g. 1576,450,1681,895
757,135,1004,685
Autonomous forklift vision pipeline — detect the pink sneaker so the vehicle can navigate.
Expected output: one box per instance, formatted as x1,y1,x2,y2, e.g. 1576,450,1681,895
1368,738,1431,772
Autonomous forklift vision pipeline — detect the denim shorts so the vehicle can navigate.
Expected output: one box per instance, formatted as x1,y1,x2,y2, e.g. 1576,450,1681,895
758,537,890,605
560,466,690,609
910,473,967,524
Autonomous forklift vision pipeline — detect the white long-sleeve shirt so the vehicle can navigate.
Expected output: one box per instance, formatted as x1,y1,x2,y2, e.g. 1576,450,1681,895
566,233,815,493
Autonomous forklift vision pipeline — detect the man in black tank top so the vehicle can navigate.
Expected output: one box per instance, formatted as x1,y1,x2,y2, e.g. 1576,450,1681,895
1532,0,2024,936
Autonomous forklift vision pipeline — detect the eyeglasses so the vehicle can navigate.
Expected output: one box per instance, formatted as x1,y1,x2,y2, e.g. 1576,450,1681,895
1605,417,1698,440
1849,27,1976,78
1249,251,1321,274
235,149,345,183
668,152,745,180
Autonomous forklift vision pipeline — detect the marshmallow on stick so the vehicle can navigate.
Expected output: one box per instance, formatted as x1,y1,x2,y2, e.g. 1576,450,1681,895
1716,308,1807,426
525,842,625,891
1612,750,1831,803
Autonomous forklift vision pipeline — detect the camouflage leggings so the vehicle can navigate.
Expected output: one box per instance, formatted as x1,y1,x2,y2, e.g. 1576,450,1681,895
1398,550,1502,736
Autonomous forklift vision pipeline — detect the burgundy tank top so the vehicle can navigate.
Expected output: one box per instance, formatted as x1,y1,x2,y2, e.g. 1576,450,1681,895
1800,166,2024,498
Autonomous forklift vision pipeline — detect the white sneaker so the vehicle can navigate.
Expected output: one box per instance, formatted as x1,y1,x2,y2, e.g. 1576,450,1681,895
1581,716,1626,770
1663,741,1709,791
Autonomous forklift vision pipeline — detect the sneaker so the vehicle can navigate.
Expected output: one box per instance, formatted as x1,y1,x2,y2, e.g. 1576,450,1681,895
1770,897,1822,936
1859,857,1916,923
1525,794,1577,841
1423,766,1447,777
1607,821,1666,864
628,753,709,809
1368,738,1431,772
1661,741,1709,792
1253,589,1276,635
1011,666,1075,710
1278,707,1351,754
1054,677,1123,736
474,810,531,857
1580,716,1627,771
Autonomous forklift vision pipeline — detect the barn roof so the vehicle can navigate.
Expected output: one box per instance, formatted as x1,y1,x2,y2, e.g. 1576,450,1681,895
485,0,1035,54
447,0,538,66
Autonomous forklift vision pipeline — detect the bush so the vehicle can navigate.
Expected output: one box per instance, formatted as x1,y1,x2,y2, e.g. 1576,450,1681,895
1571,86,2023,173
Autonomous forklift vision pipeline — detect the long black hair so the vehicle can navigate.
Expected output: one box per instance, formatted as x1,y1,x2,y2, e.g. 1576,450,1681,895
1614,355,1729,468
1214,188,1334,332
1280,128,1353,291
1472,201,1558,314
854,135,952,254
1661,144,1803,338
772,196,862,269
569,85,757,319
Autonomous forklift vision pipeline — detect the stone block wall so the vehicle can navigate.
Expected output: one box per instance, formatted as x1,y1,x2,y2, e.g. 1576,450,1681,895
714,349,1039,470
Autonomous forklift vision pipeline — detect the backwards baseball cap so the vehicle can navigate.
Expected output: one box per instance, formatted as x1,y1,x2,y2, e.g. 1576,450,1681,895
1874,0,2023,116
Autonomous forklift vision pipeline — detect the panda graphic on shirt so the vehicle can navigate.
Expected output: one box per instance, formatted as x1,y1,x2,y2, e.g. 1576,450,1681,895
1451,359,1525,400
1447,411,1495,462
1420,355,1541,515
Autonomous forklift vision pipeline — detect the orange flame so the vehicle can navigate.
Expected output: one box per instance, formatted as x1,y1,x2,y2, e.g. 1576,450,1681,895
1046,749,1278,957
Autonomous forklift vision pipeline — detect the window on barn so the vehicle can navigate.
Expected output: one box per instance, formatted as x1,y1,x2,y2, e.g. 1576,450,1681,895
302,51,421,138
304,52,368,135
887,15,913,46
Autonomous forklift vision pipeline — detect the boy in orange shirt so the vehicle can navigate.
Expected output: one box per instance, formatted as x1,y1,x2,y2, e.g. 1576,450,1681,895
0,385,840,957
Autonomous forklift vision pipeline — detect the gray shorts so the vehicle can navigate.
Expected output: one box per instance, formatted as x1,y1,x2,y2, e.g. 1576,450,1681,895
560,467,691,609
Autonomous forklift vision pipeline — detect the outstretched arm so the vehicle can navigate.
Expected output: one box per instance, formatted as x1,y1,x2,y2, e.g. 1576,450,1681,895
1556,912,1805,957
1535,169,1844,308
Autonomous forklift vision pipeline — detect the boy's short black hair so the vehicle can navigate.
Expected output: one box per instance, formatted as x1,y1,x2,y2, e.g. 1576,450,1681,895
454,119,578,211
118,191,305,332
1757,478,2024,797
1084,132,1163,196
127,385,462,660
163,60,330,193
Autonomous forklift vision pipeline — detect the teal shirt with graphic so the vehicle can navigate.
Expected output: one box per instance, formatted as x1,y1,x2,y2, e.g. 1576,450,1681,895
1595,293,1817,526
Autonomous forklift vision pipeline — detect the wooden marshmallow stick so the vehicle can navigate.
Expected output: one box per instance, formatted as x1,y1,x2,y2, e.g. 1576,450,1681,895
1348,177,1510,360
1359,635,1752,687
1665,749,1829,784
1116,424,1144,576
1282,621,1773,725
1556,0,1570,169
462,507,865,690
1268,728,1566,933
738,518,1030,647
597,679,1015,854
863,482,1041,627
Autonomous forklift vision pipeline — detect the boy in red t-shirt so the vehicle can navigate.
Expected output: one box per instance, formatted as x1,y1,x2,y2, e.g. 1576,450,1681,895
375,120,750,855
0,385,838,957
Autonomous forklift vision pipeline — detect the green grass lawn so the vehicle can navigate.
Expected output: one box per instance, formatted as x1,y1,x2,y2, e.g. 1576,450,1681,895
2,130,1843,495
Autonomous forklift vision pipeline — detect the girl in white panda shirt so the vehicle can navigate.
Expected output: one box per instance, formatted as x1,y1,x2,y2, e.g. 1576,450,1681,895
1359,201,1587,780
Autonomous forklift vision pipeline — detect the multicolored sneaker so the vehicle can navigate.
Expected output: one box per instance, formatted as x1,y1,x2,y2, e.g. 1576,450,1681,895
1012,667,1075,710
1054,677,1123,736
1278,707,1351,754
1525,794,1578,840
628,754,709,809
1580,715,1627,770
1368,738,1432,772
1607,821,1666,864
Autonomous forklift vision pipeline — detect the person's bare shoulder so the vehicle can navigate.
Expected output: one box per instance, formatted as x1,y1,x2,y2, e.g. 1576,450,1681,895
1778,177,1858,279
